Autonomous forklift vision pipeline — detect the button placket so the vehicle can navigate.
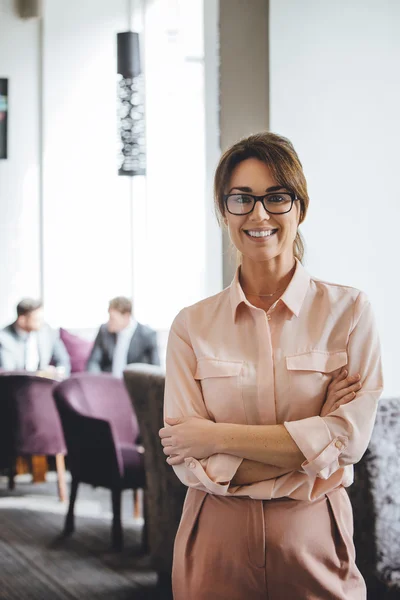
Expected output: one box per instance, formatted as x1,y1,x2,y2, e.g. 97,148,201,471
266,301,278,322
257,308,276,423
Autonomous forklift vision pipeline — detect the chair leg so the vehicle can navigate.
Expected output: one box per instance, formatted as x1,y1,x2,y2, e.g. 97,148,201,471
8,461,16,490
15,456,30,475
55,454,67,502
141,489,149,553
31,455,47,483
64,478,79,536
133,488,142,520
111,489,123,551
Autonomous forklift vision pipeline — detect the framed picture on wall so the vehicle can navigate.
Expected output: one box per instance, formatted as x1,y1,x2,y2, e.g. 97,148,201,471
0,79,8,159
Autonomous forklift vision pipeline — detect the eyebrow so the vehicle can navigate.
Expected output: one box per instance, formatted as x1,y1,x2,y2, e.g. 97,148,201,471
227,185,286,194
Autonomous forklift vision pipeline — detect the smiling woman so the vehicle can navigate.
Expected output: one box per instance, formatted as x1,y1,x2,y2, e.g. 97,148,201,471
161,132,383,600
215,132,309,268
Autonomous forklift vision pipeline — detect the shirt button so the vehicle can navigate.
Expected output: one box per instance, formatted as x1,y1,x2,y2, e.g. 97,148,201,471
189,461,196,469
335,440,344,450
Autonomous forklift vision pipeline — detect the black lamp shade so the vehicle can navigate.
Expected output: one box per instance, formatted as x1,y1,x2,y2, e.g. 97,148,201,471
117,32,141,78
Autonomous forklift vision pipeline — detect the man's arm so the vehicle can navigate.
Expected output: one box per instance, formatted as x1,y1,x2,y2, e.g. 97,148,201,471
86,328,104,373
51,334,71,376
147,330,160,366
0,338,17,370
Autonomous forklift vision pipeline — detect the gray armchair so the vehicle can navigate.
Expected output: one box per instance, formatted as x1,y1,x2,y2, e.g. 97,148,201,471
123,364,186,597
348,397,400,599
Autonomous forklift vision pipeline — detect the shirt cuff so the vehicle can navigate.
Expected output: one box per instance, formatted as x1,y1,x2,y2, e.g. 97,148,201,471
184,454,243,495
284,416,349,479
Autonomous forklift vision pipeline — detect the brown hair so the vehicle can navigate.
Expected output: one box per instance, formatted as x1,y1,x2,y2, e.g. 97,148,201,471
16,298,43,317
214,132,310,262
109,296,132,315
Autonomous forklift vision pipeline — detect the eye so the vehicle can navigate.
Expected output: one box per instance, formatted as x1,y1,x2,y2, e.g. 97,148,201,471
232,194,252,204
267,194,288,204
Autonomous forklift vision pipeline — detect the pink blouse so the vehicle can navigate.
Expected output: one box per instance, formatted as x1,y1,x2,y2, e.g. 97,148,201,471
164,259,383,501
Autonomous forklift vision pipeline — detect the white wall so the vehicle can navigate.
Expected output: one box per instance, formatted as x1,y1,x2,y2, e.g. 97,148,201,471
270,0,400,397
0,0,41,325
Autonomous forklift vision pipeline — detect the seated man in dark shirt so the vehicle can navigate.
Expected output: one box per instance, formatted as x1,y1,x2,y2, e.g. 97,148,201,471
0,298,70,375
86,296,160,377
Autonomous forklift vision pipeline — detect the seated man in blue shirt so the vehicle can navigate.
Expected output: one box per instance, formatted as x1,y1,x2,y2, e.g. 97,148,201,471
0,298,70,375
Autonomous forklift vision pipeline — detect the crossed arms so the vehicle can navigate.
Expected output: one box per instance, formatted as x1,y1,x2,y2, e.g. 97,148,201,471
161,297,383,495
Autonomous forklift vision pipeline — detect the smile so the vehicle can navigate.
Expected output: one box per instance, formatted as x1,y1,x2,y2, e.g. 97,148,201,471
244,228,278,239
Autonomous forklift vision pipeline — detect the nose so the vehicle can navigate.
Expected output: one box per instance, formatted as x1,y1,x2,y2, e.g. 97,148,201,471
250,199,270,220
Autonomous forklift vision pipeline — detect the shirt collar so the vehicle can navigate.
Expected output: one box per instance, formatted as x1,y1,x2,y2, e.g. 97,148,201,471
229,258,311,321
117,318,137,338
14,323,30,340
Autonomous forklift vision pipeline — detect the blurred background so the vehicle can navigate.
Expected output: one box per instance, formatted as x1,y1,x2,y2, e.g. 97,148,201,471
0,1,399,599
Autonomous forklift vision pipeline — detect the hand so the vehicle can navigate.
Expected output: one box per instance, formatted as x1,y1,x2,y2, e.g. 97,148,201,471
320,369,362,417
159,416,217,466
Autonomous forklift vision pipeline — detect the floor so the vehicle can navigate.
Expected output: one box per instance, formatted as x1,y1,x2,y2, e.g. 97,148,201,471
0,472,161,600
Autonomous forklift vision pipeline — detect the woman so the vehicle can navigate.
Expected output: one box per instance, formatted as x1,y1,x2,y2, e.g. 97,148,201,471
159,132,383,599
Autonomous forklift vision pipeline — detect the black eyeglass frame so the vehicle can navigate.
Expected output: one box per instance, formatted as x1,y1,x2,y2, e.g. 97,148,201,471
223,191,299,216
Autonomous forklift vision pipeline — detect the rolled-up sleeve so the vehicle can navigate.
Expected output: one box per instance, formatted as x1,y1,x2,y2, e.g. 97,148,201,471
164,309,243,495
284,292,383,480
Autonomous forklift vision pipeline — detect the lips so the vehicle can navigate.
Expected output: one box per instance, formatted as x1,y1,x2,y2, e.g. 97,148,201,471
244,228,278,239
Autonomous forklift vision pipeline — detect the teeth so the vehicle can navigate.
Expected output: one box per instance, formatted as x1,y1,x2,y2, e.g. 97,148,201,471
247,230,276,238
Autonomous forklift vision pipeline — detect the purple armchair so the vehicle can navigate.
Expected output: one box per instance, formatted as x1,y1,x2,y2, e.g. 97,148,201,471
0,373,67,500
53,373,145,550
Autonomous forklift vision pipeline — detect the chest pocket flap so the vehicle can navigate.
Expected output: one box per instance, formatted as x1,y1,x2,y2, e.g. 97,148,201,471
194,358,243,380
286,351,347,373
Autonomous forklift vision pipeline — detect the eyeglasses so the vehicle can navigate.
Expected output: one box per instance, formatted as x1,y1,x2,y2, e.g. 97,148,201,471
224,191,299,215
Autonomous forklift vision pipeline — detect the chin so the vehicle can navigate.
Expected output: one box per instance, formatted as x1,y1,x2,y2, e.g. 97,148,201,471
242,247,281,263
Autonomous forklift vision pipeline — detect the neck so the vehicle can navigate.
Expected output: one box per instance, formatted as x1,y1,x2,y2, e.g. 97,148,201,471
239,253,296,297
15,321,29,334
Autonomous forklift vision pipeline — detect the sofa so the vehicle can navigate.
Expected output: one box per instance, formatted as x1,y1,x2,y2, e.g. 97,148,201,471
348,397,400,599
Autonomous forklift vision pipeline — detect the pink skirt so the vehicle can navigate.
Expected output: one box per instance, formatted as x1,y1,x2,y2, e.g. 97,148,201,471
172,486,366,600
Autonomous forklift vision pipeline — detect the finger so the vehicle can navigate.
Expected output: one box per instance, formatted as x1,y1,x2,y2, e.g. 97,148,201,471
331,391,357,412
159,427,173,438
328,369,347,391
166,455,184,466
165,417,182,425
331,373,361,394
323,378,361,417
335,368,348,382
160,438,173,447
163,446,175,456
334,381,362,401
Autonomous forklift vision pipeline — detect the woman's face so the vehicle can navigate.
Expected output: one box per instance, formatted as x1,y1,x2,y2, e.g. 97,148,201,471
224,158,300,264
